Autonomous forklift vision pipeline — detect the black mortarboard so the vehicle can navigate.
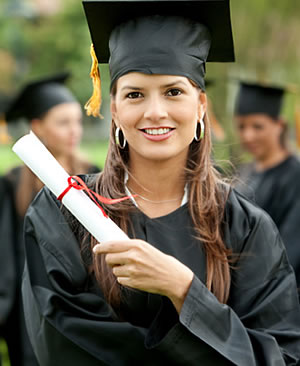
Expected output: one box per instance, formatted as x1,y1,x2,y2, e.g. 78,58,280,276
5,73,77,122
83,0,234,95
235,82,285,119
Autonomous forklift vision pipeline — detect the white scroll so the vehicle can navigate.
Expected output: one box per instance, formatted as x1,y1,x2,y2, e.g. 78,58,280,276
12,131,129,242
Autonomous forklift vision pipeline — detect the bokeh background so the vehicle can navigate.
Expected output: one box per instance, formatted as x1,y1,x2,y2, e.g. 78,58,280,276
0,0,300,362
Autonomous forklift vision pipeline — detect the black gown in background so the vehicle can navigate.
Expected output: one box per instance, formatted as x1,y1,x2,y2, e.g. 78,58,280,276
22,179,300,365
0,165,100,366
237,155,300,288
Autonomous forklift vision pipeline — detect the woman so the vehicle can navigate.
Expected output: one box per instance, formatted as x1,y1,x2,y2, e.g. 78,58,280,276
22,1,300,365
0,72,99,366
234,81,300,290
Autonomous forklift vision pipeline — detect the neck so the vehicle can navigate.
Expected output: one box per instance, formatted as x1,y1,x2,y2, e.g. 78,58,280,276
54,153,72,174
255,147,289,171
127,154,187,217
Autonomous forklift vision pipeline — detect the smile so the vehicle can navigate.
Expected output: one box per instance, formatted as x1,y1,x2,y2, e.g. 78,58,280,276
142,127,173,135
140,127,175,141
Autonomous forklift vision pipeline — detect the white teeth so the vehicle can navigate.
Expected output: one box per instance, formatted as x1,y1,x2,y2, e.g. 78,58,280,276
145,128,171,135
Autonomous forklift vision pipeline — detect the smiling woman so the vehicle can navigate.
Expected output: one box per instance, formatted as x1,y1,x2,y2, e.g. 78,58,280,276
20,1,300,365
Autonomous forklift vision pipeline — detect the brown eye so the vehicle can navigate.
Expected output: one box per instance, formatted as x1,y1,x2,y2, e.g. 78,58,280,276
166,88,182,96
127,92,143,99
253,123,264,131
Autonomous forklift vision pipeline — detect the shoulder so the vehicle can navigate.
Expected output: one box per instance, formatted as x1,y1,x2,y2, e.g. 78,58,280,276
0,166,23,200
87,164,101,174
224,188,280,251
272,155,300,194
25,186,88,285
1,165,22,185
284,155,300,176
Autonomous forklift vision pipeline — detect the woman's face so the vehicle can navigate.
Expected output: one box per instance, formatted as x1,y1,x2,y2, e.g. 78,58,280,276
31,102,83,157
111,73,206,164
235,113,284,161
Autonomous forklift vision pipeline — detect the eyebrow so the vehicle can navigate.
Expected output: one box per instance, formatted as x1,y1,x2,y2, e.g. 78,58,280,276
120,86,142,92
161,80,187,88
120,79,187,92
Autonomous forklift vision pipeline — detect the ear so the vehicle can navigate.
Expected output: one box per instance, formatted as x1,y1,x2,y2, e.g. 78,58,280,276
30,118,44,137
110,98,119,127
277,117,286,128
198,92,207,119
274,117,286,135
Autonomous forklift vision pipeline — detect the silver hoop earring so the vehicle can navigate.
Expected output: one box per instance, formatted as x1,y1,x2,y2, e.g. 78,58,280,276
115,127,127,149
194,118,205,142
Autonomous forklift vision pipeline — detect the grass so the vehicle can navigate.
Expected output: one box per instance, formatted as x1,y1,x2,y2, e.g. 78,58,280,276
0,340,9,366
0,140,109,174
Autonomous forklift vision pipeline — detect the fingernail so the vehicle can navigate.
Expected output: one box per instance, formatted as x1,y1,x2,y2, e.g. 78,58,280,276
93,244,100,253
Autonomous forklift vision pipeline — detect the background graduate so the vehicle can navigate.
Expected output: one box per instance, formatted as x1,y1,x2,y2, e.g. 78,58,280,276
22,1,300,365
0,73,99,366
234,81,300,291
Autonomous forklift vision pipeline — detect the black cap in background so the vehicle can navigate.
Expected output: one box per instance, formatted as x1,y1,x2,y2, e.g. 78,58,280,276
235,82,285,119
5,72,77,122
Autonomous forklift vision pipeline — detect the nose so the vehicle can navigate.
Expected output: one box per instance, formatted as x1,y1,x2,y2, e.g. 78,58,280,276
239,127,255,143
70,120,82,140
143,94,168,122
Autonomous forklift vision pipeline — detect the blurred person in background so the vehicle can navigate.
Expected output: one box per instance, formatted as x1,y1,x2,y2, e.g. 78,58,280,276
0,72,100,366
0,93,14,366
234,81,300,293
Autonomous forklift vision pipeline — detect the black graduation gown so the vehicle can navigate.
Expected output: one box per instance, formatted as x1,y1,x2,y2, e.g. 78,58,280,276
0,176,16,325
0,170,25,366
0,165,100,366
22,181,300,365
237,155,300,287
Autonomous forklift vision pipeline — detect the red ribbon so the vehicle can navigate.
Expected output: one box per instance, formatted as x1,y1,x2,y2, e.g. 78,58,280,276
57,175,135,218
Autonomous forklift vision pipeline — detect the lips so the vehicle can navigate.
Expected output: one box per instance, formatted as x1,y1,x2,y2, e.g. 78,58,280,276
140,127,175,141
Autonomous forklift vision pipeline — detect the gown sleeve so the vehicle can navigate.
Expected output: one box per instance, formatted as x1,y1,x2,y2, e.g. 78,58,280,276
145,191,300,366
0,175,16,325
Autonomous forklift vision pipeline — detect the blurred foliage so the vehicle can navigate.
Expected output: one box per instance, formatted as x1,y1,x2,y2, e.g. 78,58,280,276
0,339,9,366
0,140,109,174
0,0,300,166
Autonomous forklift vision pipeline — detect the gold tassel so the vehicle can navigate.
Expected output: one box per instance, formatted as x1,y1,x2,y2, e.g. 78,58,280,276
84,44,103,119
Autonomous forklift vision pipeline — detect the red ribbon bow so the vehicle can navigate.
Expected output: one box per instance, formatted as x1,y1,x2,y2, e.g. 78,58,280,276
57,175,134,218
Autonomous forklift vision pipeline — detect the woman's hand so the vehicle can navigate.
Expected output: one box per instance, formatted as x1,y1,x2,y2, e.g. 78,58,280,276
93,240,194,313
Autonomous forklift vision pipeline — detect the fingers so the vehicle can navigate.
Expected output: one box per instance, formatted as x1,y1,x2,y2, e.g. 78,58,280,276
112,264,130,277
93,240,139,254
105,252,130,266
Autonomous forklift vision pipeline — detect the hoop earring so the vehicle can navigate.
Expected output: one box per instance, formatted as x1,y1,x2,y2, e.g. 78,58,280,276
115,127,127,149
194,118,205,142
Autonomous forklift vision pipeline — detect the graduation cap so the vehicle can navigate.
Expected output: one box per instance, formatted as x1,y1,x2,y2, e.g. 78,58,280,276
235,82,285,119
82,0,235,117
5,72,77,122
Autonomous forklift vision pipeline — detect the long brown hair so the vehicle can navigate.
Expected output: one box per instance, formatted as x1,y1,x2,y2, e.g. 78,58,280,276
91,87,232,308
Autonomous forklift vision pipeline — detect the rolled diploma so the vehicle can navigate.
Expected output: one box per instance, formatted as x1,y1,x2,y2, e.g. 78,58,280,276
12,131,129,242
